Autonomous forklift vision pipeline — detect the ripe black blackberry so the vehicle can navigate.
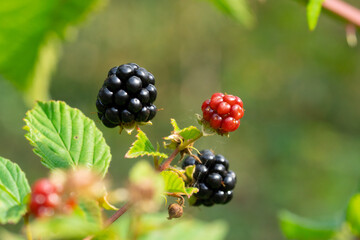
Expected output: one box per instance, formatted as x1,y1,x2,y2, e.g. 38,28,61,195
96,63,158,128
182,150,236,206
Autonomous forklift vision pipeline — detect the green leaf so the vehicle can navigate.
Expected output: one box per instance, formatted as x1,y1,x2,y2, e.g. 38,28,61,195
278,210,340,240
346,193,360,235
125,129,168,159
207,0,255,28
0,156,30,224
307,0,324,31
31,215,101,240
185,165,196,181
170,118,180,132
178,126,202,143
0,0,103,104
24,101,111,177
160,170,198,197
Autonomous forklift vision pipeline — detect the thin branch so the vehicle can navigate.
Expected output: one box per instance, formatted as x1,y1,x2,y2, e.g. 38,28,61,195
158,148,180,172
322,0,360,27
105,202,133,227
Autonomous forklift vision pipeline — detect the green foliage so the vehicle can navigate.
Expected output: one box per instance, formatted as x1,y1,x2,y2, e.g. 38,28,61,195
0,156,30,224
0,0,103,104
207,0,254,28
279,210,340,239
307,0,324,31
125,129,168,159
164,119,203,150
346,194,360,236
160,170,198,197
185,165,196,181
24,101,111,177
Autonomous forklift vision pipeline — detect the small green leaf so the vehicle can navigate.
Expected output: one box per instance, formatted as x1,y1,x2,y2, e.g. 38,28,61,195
98,193,118,211
307,0,325,31
170,118,180,132
185,187,199,196
346,193,360,235
160,170,198,197
278,210,340,240
178,126,202,143
0,156,31,224
24,101,111,177
125,129,168,159
207,0,255,28
185,165,196,181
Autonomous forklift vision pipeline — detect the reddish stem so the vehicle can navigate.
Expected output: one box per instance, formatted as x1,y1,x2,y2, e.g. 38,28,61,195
158,148,180,172
322,0,360,27
105,202,133,227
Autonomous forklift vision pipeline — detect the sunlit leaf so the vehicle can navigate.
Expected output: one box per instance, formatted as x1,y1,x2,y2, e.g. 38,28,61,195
161,170,198,197
24,101,111,177
178,126,202,143
307,0,325,31
125,129,168,159
170,118,180,132
0,0,103,104
185,165,195,181
0,156,30,224
278,210,340,240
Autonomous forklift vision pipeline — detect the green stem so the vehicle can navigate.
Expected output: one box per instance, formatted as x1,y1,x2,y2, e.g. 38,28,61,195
24,214,32,240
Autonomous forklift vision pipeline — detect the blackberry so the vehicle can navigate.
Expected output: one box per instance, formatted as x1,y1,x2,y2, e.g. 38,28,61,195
96,63,158,128
182,150,236,206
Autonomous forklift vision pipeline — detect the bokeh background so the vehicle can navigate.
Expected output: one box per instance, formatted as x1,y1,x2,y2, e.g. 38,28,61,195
1,0,360,239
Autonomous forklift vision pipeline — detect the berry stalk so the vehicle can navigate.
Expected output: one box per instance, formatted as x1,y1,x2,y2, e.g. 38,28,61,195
105,202,133,227
24,213,32,240
158,148,180,172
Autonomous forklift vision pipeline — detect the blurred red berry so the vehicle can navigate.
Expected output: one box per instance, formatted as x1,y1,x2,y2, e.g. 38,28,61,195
29,179,60,217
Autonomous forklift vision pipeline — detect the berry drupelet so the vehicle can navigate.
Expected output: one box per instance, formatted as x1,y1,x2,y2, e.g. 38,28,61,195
182,150,236,206
201,93,244,134
96,63,158,128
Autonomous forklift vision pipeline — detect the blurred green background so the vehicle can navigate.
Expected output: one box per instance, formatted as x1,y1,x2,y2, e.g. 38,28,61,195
1,0,360,239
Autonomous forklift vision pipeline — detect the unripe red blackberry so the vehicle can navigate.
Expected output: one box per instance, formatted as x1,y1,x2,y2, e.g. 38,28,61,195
182,150,236,207
96,63,158,128
29,179,61,217
201,93,244,134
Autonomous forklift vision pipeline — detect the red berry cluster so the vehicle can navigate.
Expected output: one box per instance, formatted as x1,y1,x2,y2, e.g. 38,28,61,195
201,93,244,133
29,179,76,218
